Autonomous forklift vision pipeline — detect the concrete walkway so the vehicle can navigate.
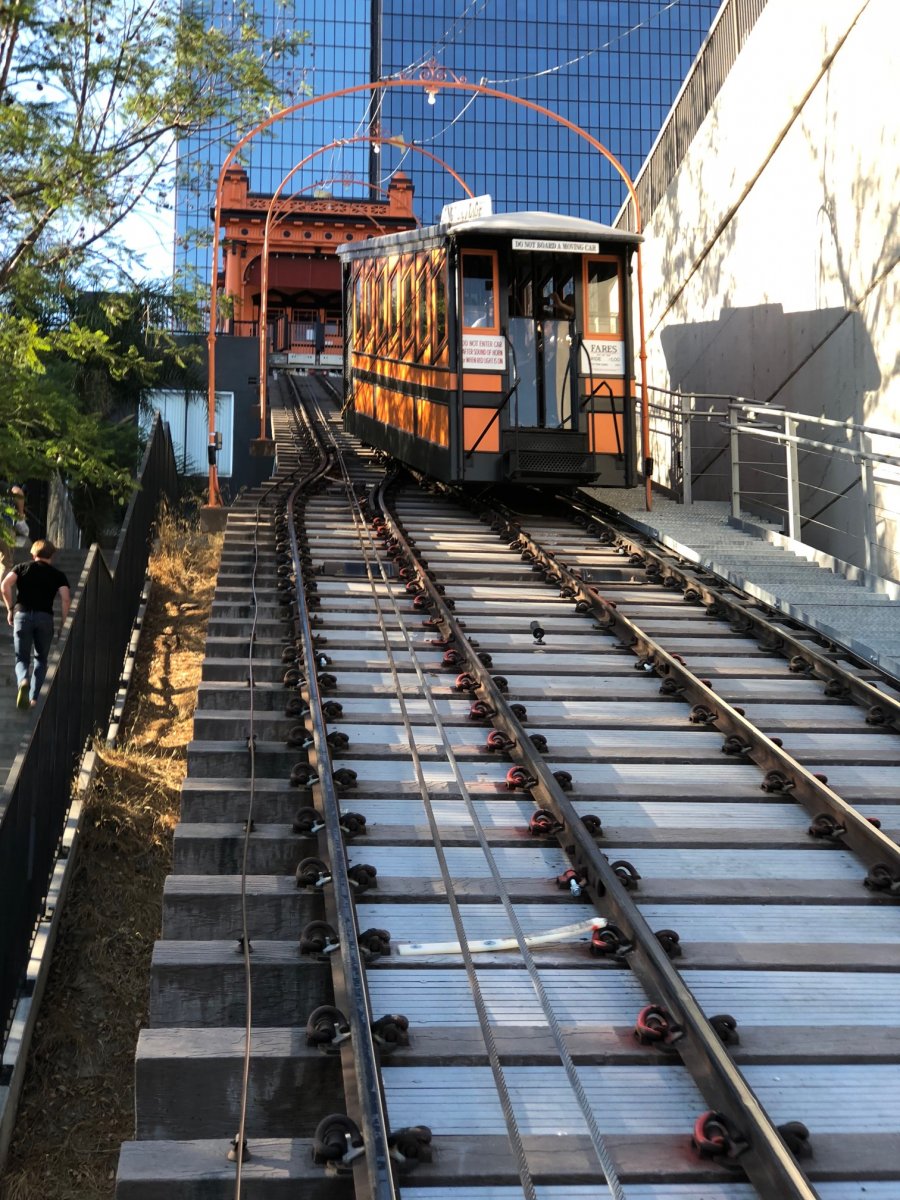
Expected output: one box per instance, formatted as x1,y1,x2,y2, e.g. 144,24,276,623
0,550,88,786
584,488,900,684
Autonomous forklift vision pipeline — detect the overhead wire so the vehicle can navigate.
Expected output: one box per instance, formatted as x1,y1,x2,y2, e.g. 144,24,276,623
369,1,690,190
486,0,686,86
402,0,493,74
335,0,491,197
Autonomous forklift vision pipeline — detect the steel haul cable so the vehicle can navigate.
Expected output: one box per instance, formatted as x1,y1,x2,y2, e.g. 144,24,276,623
231,382,312,1197
307,388,627,1199
286,376,398,1199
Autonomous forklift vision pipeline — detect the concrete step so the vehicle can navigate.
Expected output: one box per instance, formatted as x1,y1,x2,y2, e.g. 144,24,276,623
196,682,293,712
134,1027,340,1139
204,636,294,659
202,659,294,684
213,588,299,604
180,779,311,825
116,1138,349,1200
216,569,280,583
173,823,301,876
162,875,318,939
186,740,299,778
149,940,331,1027
193,711,294,740
210,601,288,618
207,620,287,638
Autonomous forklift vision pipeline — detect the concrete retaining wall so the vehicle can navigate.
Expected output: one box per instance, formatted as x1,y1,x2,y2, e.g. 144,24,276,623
638,0,899,579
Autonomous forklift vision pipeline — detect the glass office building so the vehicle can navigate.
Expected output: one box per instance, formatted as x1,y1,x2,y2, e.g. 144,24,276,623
378,1,720,223
175,0,375,282
175,1,720,278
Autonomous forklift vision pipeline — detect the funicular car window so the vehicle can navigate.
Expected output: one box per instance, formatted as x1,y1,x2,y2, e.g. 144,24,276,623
433,249,448,364
585,258,621,336
417,253,432,364
400,254,415,357
461,251,497,330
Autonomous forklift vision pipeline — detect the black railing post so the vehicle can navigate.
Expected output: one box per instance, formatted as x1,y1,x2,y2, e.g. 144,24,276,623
0,414,179,1048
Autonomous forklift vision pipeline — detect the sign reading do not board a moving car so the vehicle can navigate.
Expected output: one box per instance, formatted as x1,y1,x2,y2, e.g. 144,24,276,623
512,239,600,254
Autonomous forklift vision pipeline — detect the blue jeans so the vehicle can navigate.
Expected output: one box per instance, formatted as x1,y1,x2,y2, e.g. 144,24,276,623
13,611,54,702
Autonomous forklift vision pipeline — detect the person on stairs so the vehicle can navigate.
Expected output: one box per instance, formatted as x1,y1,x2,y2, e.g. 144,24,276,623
1,539,71,709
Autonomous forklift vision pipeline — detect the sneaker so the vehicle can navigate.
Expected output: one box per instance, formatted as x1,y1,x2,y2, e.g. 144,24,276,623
16,681,29,709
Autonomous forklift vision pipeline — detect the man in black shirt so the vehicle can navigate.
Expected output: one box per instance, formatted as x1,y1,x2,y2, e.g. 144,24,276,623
1,539,71,709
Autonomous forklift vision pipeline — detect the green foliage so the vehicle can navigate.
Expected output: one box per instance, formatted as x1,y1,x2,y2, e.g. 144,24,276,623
0,0,305,512
0,281,211,538
0,309,136,493
0,0,307,288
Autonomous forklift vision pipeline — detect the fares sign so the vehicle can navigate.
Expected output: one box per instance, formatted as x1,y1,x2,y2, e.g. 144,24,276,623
581,340,625,377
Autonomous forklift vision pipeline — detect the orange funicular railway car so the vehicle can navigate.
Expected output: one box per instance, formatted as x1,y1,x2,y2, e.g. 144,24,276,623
338,199,641,487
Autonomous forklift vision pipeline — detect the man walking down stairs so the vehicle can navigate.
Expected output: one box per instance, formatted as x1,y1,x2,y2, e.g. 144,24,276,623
0,544,86,780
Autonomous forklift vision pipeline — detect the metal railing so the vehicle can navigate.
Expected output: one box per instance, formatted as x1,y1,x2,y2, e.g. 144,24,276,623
644,386,900,583
616,0,769,232
0,415,178,1048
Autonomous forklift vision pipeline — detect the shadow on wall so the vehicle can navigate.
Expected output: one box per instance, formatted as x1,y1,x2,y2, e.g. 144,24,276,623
659,302,883,569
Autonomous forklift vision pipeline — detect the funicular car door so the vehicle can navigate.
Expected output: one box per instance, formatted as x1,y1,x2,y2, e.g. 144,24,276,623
499,248,597,481
506,250,578,431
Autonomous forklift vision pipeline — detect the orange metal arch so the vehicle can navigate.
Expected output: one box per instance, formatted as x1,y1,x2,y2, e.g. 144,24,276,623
240,179,393,408
256,134,473,438
206,78,649,509
243,177,402,293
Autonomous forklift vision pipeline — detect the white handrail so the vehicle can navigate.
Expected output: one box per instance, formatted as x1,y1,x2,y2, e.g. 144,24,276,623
725,422,900,470
644,386,898,580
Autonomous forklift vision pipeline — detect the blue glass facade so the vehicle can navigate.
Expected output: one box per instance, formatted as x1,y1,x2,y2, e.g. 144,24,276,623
175,0,373,282
175,1,720,278
377,0,721,223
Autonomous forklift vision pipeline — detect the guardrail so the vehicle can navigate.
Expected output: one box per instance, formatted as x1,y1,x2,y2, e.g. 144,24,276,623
644,386,900,582
0,415,178,1049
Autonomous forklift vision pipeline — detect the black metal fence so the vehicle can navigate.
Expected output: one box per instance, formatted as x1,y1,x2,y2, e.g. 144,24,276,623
0,415,178,1048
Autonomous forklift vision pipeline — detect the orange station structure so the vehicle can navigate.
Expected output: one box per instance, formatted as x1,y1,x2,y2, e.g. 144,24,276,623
217,166,417,367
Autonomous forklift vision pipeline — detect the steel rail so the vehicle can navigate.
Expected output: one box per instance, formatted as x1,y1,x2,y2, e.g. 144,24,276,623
308,388,636,1196
311,443,543,1197
333,446,627,1194
491,499,900,881
381,484,822,1199
566,490,900,729
372,474,630,1199
284,377,398,1200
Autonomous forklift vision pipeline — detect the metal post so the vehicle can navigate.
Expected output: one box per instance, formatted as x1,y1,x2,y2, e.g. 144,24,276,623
859,427,876,573
681,389,692,506
784,414,801,541
728,404,741,521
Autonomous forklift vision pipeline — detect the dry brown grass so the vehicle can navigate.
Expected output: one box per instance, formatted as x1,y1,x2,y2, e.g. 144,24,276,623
0,505,222,1200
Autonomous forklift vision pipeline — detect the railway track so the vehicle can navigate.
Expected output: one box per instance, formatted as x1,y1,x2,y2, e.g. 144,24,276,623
117,378,900,1200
